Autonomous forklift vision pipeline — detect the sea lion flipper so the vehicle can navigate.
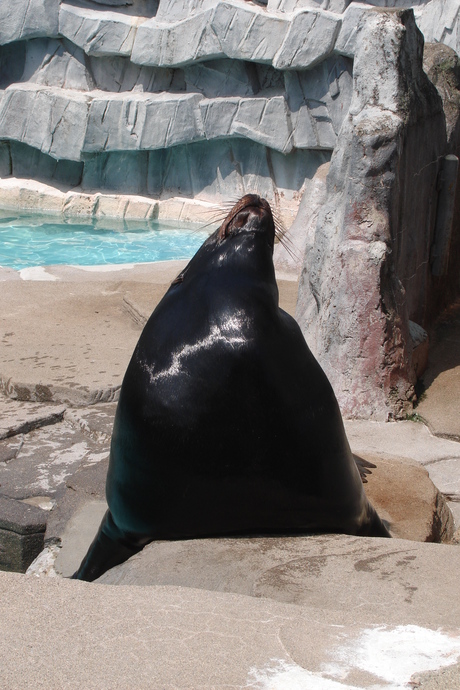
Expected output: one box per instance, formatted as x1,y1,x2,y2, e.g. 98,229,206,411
358,503,391,538
354,454,377,483
72,510,149,582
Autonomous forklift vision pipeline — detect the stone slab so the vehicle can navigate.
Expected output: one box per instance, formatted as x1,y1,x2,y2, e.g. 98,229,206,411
0,84,90,162
0,0,59,44
335,3,377,57
425,458,460,501
0,70,347,163
0,495,46,572
54,499,108,577
1,570,460,689
95,534,460,628
345,419,460,466
359,453,453,542
0,398,65,440
0,527,45,573
59,2,138,57
0,494,46,535
142,3,340,71
0,405,113,500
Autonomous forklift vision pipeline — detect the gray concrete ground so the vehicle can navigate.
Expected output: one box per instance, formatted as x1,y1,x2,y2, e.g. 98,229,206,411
1,262,460,688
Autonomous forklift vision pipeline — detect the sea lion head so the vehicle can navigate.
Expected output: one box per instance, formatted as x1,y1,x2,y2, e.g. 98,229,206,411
172,194,277,286
217,194,275,251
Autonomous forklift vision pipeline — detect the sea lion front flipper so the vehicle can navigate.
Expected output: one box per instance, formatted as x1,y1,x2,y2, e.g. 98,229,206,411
354,454,377,483
72,511,150,582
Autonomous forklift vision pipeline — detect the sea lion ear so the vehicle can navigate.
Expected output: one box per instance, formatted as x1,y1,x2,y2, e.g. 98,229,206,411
171,268,187,285
217,219,230,242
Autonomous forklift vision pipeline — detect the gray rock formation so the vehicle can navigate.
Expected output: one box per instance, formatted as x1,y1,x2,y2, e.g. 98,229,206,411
297,10,450,419
0,0,459,419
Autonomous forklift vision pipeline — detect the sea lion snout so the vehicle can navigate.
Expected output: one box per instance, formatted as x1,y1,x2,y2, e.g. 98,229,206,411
218,194,274,243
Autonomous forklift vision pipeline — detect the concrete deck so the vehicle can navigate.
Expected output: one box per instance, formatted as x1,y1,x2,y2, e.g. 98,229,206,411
1,261,460,688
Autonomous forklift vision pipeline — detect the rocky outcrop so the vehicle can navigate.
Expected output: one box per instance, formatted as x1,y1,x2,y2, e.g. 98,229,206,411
0,39,352,154
296,10,454,420
0,0,459,419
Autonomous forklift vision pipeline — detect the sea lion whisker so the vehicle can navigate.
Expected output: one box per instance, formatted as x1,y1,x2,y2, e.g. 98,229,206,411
275,229,296,249
273,224,303,261
273,219,287,235
271,209,286,228
192,219,222,233
276,236,302,262
196,202,243,230
273,221,294,244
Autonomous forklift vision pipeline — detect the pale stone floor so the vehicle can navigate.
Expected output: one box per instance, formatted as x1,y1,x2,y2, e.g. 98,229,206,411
1,263,460,689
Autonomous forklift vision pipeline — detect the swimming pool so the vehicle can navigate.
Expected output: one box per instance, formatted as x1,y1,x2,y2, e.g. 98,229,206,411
0,215,212,270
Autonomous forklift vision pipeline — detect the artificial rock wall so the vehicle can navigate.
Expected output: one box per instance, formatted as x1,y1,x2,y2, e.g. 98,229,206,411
0,0,460,420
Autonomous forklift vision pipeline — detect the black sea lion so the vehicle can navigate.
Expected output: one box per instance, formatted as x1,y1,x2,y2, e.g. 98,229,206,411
73,194,390,582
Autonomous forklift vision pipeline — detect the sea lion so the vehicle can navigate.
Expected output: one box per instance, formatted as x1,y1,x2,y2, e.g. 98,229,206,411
73,194,390,582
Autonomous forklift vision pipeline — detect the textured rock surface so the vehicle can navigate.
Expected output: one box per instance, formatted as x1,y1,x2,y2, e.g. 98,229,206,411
2,568,460,689
95,535,460,615
0,411,111,500
59,3,139,57
0,0,59,44
296,10,454,419
416,0,460,57
0,51,351,157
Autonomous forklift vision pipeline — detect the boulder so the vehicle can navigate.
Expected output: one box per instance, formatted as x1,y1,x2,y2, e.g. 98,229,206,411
95,534,460,625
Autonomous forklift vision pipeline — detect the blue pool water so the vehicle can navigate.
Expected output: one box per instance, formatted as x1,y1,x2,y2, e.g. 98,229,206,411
0,216,211,270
